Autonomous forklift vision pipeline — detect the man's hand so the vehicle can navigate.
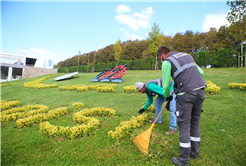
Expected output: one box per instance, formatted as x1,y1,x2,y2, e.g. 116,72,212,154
138,108,145,114
166,95,173,101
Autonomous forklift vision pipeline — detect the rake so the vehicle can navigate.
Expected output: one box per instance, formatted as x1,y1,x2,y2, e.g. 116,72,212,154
133,91,174,155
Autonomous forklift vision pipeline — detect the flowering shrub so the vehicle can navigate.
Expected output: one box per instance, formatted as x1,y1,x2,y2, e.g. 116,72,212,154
73,102,85,109
1,104,49,122
1,83,19,87
107,113,148,141
16,107,68,128
123,85,138,93
228,83,246,91
59,84,86,91
205,81,220,95
21,75,57,89
87,84,104,90
97,86,114,93
1,100,20,111
76,86,89,92
145,104,155,112
59,84,117,93
39,107,116,139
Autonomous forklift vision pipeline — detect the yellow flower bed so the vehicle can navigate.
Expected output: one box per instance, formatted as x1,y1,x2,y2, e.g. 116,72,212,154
107,113,148,141
59,84,117,93
39,107,116,139
16,107,68,128
145,104,155,112
228,83,246,91
21,75,57,89
1,83,19,87
1,100,20,111
1,104,49,122
97,86,114,93
123,85,138,93
59,84,86,91
73,102,85,109
205,81,220,95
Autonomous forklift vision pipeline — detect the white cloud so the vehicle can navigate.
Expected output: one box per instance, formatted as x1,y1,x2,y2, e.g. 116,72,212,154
120,28,143,40
115,5,153,31
15,48,66,68
116,4,131,14
132,7,153,20
203,13,229,32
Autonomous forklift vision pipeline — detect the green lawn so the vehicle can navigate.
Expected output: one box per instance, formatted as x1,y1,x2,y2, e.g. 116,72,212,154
1,68,245,166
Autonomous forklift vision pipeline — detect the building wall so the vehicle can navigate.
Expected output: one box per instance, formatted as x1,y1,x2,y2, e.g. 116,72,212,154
23,66,57,78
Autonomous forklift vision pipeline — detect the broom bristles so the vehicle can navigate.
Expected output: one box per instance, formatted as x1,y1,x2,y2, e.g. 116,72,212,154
133,124,155,155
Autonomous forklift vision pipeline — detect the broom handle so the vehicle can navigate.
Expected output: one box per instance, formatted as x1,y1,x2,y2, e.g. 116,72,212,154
152,91,175,125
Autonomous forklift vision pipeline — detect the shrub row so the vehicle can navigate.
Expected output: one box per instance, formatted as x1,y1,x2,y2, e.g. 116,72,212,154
123,85,138,93
145,104,155,112
1,83,19,87
1,105,49,122
21,75,57,89
1,100,20,111
16,107,68,128
59,84,117,93
39,107,116,139
73,102,85,109
205,81,220,95
107,113,148,141
228,83,246,91
97,85,116,93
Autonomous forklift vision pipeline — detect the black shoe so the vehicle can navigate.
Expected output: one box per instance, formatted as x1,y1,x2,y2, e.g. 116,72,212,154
191,155,199,161
171,157,189,166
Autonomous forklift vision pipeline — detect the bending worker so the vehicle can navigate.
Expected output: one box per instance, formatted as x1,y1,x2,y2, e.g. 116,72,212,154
135,79,177,135
157,46,206,166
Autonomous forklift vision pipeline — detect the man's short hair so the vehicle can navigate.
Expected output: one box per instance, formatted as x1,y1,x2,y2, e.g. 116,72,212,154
157,46,171,56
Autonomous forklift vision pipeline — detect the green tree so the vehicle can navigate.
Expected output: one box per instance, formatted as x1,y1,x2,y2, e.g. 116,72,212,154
147,23,165,70
227,0,246,67
114,39,122,67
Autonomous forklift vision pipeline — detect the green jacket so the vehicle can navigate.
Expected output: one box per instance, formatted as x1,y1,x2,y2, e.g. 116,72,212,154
143,82,174,110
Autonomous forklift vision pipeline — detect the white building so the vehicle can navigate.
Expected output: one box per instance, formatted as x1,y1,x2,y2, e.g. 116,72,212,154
0,51,37,81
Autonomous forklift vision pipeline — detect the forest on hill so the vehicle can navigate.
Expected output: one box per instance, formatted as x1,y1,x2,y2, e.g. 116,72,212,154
55,1,245,72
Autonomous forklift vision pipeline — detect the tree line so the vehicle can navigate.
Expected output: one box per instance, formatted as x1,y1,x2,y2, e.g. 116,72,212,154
55,1,245,71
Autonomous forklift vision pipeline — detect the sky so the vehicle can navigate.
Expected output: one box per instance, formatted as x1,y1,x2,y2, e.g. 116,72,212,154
1,0,231,68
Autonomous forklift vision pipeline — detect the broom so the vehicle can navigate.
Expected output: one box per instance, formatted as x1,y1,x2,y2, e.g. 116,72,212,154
133,91,174,155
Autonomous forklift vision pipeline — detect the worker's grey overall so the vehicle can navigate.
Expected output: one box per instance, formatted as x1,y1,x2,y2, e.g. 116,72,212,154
166,52,206,163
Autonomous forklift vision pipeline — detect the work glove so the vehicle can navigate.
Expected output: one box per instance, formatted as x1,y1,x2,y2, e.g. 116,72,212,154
138,108,145,114
166,95,173,101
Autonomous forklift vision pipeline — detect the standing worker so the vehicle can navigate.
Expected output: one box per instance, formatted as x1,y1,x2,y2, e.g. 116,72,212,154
157,46,206,166
135,78,177,135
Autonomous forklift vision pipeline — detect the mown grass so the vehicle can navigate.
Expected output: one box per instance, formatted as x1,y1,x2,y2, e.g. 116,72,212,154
1,68,245,166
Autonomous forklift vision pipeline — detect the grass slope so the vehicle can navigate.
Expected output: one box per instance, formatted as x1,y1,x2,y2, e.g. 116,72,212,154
1,68,245,166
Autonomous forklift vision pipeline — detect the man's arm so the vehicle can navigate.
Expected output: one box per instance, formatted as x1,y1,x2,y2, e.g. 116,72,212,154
143,94,153,110
162,61,172,98
197,64,204,76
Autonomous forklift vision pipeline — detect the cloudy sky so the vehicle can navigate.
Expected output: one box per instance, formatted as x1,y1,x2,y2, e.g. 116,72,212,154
1,0,230,68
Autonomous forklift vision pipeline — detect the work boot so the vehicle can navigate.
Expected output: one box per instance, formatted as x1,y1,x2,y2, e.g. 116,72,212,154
191,155,199,161
171,157,189,166
165,127,176,135
148,120,162,124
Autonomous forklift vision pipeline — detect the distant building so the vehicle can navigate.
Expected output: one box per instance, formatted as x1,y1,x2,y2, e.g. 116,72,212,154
0,51,37,81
